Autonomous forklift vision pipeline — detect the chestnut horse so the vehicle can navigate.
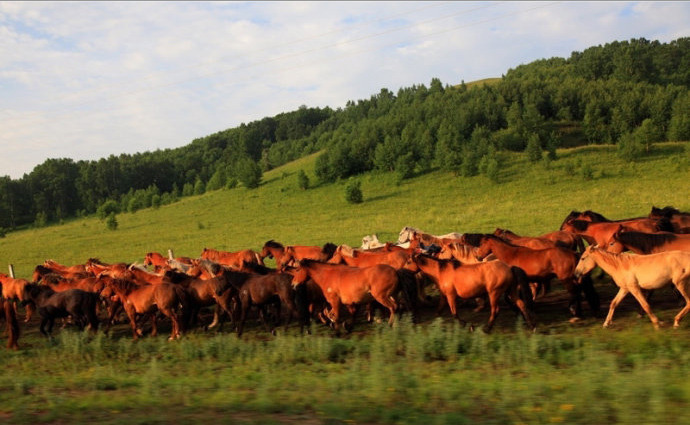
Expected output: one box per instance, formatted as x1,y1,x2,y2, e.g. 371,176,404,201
560,210,673,234
287,260,400,335
144,252,193,273
605,227,690,255
475,235,599,319
404,254,535,331
494,228,584,252
201,247,264,269
260,240,337,269
0,273,34,323
100,277,189,340
574,246,690,328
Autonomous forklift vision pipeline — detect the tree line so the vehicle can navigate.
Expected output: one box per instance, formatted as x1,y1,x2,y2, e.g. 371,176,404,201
0,37,688,232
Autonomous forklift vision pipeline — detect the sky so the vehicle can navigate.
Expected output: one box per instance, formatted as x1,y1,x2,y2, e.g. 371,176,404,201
1,1,688,179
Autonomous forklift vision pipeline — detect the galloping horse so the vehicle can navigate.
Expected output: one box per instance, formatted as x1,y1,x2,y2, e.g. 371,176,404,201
287,260,400,335
22,283,99,336
201,247,264,269
0,273,34,323
574,246,690,328
144,252,192,273
605,227,690,254
215,268,305,337
494,228,584,252
100,277,188,340
42,259,88,277
404,254,535,331
649,206,690,233
475,235,599,319
397,227,463,247
560,210,674,234
261,240,337,269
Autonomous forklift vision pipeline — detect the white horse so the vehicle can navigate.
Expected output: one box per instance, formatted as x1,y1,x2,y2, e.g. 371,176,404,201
396,226,463,246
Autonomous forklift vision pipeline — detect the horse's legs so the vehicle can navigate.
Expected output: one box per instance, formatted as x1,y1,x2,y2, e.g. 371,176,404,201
578,273,600,315
445,293,465,327
237,298,250,337
40,318,50,337
506,287,536,330
124,306,139,340
672,280,690,328
485,292,501,332
603,287,629,328
23,302,35,323
563,278,583,319
628,286,662,328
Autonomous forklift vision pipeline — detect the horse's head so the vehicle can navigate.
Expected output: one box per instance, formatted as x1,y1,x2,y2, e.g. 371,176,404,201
284,261,308,287
474,236,494,261
574,245,599,279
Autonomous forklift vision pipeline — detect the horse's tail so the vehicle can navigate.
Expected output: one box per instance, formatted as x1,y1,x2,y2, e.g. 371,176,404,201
173,285,191,333
395,269,419,323
3,299,19,350
509,266,534,311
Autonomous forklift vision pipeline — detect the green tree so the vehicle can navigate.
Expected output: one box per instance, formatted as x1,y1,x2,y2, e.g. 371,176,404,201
193,178,206,195
106,212,118,230
634,118,663,153
96,200,120,220
236,157,262,189
297,170,309,190
345,179,363,204
524,134,543,162
617,131,644,161
667,91,690,141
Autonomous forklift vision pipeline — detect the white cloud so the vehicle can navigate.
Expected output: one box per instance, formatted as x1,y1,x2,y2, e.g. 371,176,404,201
0,1,688,178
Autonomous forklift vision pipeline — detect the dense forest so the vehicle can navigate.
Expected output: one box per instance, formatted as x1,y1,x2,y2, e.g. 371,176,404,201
0,37,688,232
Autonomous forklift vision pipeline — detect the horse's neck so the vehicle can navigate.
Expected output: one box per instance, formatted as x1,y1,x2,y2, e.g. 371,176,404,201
416,258,441,280
591,250,627,277
488,239,519,260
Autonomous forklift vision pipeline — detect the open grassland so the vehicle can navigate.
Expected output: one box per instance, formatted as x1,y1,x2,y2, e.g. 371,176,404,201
0,142,689,424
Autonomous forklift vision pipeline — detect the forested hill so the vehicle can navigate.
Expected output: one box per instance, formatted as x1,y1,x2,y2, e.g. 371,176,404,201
1,37,688,232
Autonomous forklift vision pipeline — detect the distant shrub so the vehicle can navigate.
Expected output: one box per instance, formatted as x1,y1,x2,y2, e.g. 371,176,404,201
297,170,309,190
96,200,120,220
345,179,363,204
106,213,118,231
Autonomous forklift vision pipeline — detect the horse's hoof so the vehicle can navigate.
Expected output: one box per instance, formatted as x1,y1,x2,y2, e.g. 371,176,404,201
568,317,581,324
468,324,475,333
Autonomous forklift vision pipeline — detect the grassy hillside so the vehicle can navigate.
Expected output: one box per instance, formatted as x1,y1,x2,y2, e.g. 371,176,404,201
1,142,688,278
1,142,690,424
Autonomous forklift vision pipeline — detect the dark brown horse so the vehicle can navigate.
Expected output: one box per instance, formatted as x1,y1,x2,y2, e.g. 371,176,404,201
286,260,400,335
22,283,99,337
475,235,599,319
404,254,535,331
215,267,305,337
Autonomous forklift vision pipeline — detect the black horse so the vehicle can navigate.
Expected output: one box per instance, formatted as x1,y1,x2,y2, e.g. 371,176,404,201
22,284,99,337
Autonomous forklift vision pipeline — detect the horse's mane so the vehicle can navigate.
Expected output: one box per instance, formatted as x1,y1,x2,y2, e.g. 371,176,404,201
560,211,583,228
461,233,487,247
106,278,138,293
581,210,610,222
164,269,192,284
86,258,105,265
322,242,338,258
241,262,275,275
566,220,591,232
263,240,284,249
650,206,689,218
615,231,678,254
416,253,462,269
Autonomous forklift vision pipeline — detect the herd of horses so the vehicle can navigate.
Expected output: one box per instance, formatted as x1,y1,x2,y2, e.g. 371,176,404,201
1,205,689,349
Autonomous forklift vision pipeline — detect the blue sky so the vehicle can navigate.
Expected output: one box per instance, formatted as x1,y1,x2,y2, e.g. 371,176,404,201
1,1,688,178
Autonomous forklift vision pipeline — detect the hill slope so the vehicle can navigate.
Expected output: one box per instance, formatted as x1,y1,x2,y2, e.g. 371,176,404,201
1,143,689,278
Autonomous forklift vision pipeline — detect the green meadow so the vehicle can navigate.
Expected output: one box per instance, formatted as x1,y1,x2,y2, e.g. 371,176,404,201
0,142,690,424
